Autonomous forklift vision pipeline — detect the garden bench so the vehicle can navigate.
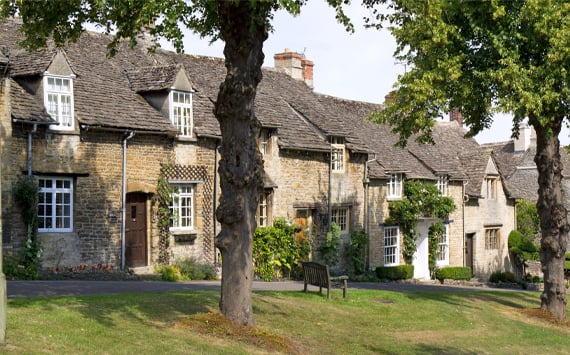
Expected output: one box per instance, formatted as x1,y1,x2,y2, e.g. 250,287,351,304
302,261,348,299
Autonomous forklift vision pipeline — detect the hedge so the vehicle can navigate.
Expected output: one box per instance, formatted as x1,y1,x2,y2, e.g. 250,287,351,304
375,265,414,280
435,267,472,282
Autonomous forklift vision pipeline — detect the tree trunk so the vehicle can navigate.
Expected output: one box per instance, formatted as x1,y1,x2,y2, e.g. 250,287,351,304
530,115,568,320
213,2,269,326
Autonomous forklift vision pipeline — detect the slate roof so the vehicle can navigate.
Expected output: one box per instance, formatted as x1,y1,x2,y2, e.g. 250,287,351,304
484,140,570,201
1,18,492,192
126,65,185,92
9,79,54,123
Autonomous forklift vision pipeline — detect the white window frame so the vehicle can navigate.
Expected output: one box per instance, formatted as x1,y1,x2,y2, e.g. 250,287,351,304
330,137,345,172
257,192,270,227
44,74,74,130
437,175,448,196
331,207,349,233
259,130,270,156
486,177,497,200
169,90,193,137
383,226,400,266
38,177,73,232
169,184,195,230
387,173,403,199
436,225,449,266
485,228,500,250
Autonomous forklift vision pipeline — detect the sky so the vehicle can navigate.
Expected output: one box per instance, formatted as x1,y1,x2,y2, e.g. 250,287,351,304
160,0,570,146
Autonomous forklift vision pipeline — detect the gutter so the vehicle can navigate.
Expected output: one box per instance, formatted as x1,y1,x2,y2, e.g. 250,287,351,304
121,131,135,270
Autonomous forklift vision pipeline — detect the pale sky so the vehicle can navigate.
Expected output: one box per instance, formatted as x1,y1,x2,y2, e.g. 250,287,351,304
161,0,570,146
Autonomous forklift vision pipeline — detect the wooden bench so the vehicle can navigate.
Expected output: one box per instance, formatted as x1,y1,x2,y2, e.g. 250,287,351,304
302,261,348,299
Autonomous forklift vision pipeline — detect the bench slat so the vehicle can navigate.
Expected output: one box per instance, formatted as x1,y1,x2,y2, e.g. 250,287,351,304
302,262,348,299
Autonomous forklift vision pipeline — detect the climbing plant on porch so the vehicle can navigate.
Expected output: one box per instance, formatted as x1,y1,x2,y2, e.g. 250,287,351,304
384,180,455,270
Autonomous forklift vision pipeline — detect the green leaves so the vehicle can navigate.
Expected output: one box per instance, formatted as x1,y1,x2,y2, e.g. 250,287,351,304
365,0,570,144
385,180,456,264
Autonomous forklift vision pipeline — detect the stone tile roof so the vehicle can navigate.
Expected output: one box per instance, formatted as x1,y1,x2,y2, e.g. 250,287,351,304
126,65,182,92
484,140,570,201
9,79,54,123
1,18,493,188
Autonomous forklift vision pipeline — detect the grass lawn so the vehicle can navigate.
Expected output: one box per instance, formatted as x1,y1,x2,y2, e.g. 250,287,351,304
3,288,569,354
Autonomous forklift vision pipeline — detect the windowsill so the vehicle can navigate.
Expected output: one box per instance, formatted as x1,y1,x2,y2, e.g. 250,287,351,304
38,230,74,234
170,229,200,243
387,196,402,201
48,127,79,135
175,136,197,143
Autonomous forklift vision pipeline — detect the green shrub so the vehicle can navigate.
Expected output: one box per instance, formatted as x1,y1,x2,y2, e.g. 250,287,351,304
253,218,301,281
158,265,181,282
435,267,472,282
175,258,217,280
346,229,368,275
489,271,516,283
375,265,414,280
508,230,539,261
3,254,38,280
319,223,341,267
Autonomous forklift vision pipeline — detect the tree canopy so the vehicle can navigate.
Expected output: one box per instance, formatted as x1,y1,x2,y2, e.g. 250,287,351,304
365,0,569,320
0,0,355,327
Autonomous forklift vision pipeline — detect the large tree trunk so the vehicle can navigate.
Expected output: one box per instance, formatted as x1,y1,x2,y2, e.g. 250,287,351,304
531,116,568,320
213,2,269,326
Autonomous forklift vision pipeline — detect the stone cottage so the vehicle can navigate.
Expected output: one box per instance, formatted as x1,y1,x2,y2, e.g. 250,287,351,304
1,18,515,278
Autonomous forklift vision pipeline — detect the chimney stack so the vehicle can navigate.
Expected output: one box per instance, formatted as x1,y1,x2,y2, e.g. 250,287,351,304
450,108,463,126
514,124,535,153
274,49,314,88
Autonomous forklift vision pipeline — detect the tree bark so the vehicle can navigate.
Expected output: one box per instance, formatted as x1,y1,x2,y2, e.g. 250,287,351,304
530,115,568,320
213,2,269,326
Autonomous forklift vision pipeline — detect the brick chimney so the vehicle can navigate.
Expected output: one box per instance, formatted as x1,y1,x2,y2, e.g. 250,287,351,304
450,108,462,126
274,49,314,88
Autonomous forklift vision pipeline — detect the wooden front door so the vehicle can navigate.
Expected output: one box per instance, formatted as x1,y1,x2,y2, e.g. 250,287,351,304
126,193,147,267
465,233,474,274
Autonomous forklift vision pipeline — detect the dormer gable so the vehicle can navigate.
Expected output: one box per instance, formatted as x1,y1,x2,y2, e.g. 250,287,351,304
46,51,75,76
126,65,196,138
43,50,76,131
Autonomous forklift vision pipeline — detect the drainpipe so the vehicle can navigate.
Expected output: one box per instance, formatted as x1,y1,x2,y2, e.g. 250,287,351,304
328,144,332,230
363,154,376,271
27,123,37,176
121,131,135,270
462,180,469,267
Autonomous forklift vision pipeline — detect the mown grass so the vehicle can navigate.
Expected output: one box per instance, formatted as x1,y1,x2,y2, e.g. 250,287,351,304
3,288,569,354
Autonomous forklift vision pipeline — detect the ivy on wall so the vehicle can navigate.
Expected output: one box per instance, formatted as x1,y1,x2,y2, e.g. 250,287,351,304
156,169,172,265
385,180,456,265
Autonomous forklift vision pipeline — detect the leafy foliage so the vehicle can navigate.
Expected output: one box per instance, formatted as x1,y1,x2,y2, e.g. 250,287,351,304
516,200,540,240
489,271,516,284
375,265,414,280
174,258,218,281
435,267,472,282
319,222,342,267
9,176,42,279
508,230,540,262
386,180,455,264
345,229,368,275
428,222,445,277
156,167,173,265
157,265,182,282
253,218,306,281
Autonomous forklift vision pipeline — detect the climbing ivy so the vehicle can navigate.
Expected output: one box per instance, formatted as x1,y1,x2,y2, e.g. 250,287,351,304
428,222,446,278
385,180,455,265
156,167,173,265
10,176,42,279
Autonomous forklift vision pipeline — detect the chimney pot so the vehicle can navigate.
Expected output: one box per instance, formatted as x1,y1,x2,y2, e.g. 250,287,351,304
450,108,463,126
274,49,314,88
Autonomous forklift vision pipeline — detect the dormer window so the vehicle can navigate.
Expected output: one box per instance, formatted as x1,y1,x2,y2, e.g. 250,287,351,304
330,136,345,172
259,129,271,156
44,75,74,130
387,173,403,199
436,175,448,196
170,90,193,137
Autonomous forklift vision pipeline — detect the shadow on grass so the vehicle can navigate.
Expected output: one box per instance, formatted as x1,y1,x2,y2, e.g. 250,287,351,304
8,291,220,329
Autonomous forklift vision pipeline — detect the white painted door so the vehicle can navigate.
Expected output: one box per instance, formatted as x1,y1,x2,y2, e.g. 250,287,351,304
413,221,431,280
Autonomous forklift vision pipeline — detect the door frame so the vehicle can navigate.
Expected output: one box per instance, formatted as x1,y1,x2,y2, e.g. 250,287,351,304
125,192,149,268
